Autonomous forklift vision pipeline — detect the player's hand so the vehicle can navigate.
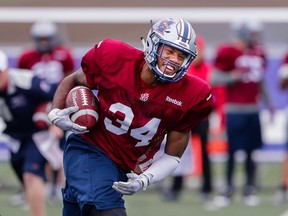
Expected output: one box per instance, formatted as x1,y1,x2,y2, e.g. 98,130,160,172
112,173,151,195
48,107,89,134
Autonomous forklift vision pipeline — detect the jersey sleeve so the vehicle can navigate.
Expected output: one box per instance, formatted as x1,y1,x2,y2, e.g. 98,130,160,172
81,44,103,89
17,53,30,69
81,39,142,89
214,46,237,72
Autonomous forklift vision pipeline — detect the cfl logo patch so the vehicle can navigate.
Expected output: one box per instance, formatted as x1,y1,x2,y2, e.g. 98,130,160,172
140,93,149,102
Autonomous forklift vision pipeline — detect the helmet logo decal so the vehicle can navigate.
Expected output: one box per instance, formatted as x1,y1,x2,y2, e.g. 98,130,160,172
177,18,193,46
154,20,175,35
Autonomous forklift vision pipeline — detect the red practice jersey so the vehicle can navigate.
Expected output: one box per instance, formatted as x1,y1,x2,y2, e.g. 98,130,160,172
18,46,75,83
284,52,288,64
214,44,266,104
187,61,211,83
81,39,214,173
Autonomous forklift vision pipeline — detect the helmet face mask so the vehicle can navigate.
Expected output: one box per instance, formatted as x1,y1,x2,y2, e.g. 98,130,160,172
144,17,197,82
156,43,190,79
33,36,57,53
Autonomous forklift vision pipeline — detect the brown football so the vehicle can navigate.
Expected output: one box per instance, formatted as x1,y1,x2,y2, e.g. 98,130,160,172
65,86,99,129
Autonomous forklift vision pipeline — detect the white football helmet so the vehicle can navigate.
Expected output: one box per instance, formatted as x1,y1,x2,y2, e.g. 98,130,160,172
231,20,263,47
0,50,8,72
144,17,197,82
30,21,58,53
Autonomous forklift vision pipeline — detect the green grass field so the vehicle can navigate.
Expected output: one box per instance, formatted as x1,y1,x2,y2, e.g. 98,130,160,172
0,161,287,216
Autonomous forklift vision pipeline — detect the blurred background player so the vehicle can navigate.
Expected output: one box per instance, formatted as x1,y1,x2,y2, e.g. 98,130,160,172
187,35,214,204
14,20,75,205
0,49,57,216
163,36,215,205
272,53,288,205
210,20,273,207
18,20,75,83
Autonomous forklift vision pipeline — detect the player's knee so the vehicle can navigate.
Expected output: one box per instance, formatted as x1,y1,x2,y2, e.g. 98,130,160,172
23,172,43,184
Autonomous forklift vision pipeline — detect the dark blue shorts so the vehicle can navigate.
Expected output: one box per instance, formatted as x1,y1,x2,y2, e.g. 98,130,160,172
10,137,47,181
62,134,127,215
226,112,263,152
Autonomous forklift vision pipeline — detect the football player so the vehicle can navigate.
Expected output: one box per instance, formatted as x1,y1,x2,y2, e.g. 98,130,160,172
0,50,57,216
16,20,75,205
18,21,75,83
210,20,272,207
48,17,214,216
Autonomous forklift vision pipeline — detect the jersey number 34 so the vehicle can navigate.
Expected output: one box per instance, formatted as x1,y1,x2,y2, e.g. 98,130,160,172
104,102,161,147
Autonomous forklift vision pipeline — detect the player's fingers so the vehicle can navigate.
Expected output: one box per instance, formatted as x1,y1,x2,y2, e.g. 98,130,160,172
73,130,89,134
112,185,127,194
71,123,88,134
112,183,133,195
114,182,135,192
115,181,131,186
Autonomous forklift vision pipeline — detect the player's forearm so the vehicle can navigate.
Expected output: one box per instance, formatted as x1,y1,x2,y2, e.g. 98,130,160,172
51,71,81,109
51,67,88,109
210,69,240,86
142,153,180,185
52,68,92,110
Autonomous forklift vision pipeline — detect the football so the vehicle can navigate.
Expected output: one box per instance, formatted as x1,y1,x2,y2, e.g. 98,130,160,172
65,86,99,129
33,101,52,129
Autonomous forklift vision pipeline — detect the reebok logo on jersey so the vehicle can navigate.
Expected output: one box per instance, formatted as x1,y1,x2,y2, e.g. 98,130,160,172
166,96,182,106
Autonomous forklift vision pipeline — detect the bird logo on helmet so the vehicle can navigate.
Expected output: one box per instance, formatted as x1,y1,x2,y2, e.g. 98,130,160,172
155,20,174,35
144,17,197,83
